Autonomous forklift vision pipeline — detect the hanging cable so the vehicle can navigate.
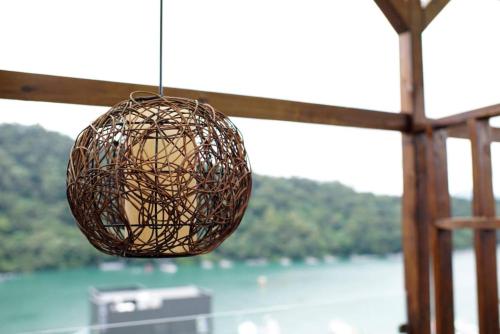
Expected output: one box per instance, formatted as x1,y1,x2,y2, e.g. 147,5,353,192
159,0,164,96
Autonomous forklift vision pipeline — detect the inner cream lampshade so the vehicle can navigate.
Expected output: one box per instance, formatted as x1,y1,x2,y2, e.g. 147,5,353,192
66,92,252,257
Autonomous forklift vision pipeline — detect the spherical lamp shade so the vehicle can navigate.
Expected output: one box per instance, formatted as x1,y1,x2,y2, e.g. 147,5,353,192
66,92,252,257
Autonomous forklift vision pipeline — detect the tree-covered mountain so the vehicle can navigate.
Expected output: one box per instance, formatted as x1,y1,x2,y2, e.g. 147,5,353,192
0,124,474,272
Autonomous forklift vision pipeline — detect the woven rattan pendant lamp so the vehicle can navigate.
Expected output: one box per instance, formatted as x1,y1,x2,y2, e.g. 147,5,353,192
66,0,252,257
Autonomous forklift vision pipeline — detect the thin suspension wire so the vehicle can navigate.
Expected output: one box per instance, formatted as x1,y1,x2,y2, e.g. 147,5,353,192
159,0,164,96
155,0,163,248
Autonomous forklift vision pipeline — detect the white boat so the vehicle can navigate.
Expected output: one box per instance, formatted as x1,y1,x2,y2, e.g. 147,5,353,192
98,261,125,271
279,257,292,267
351,255,371,262
0,273,15,283
219,259,233,269
159,262,178,274
201,260,214,270
305,256,319,265
245,258,268,267
323,255,337,263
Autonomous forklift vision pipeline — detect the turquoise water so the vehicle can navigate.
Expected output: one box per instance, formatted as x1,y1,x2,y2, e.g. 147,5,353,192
0,250,481,334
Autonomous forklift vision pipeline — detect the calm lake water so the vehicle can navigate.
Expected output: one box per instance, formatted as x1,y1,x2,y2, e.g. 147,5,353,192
0,249,482,334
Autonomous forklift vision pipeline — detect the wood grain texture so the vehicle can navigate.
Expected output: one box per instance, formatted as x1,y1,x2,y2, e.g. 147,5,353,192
445,123,500,142
436,217,500,230
401,133,431,334
399,0,426,128
426,130,454,334
433,103,500,129
373,0,410,33
469,119,499,334
398,2,431,332
0,70,410,131
423,0,450,29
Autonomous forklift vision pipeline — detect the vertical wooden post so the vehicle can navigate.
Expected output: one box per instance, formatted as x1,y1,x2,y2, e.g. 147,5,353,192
399,33,425,126
376,1,457,331
399,1,431,333
401,133,431,334
469,118,499,334
427,130,454,334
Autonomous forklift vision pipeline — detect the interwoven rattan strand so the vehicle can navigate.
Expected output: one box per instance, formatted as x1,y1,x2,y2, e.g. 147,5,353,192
67,92,252,257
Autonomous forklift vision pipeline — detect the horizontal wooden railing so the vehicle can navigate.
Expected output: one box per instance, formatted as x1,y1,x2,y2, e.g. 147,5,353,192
433,103,500,129
0,70,411,131
435,217,500,230
444,123,500,142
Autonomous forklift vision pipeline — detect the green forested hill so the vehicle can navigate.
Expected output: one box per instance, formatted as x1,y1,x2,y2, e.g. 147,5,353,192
0,124,101,272
0,124,474,272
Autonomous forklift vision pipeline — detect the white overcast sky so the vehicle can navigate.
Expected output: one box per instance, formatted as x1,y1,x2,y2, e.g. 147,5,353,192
1,0,500,196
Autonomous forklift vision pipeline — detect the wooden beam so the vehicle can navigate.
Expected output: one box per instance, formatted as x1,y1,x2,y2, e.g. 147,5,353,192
373,0,410,33
423,0,450,29
401,133,431,334
398,2,431,332
436,217,500,230
433,103,500,129
446,124,500,142
399,0,426,128
444,124,468,139
0,70,410,131
426,129,454,334
469,119,499,334
399,31,426,128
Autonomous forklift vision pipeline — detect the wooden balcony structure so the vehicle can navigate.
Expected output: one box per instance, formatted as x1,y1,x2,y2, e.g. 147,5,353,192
1,1,499,332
